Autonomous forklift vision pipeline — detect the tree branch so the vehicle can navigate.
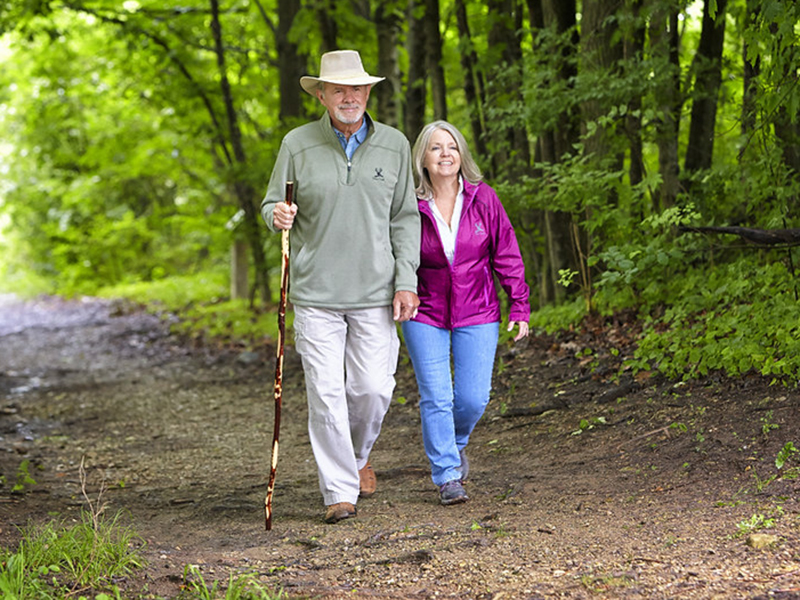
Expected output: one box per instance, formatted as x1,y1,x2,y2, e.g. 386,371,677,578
61,0,234,167
679,225,800,247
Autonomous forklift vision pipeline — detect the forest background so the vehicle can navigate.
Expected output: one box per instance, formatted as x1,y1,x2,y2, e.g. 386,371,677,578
0,0,798,384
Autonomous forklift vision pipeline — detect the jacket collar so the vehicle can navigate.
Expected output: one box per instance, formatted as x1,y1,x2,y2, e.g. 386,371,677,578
462,179,480,205
418,178,481,215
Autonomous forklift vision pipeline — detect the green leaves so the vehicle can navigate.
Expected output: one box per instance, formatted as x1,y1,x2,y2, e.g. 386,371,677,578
775,442,798,469
625,259,800,382
0,1,277,296
0,511,144,598
11,459,37,493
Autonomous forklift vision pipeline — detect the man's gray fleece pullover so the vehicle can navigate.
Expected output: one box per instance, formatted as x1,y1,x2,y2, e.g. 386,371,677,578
261,113,420,309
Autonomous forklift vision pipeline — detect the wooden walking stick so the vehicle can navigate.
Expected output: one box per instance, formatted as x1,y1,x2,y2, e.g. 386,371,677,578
265,180,293,531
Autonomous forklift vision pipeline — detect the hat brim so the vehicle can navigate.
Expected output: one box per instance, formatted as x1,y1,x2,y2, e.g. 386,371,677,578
300,75,385,95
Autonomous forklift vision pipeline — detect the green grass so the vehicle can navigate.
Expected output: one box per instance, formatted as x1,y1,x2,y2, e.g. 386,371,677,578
0,260,53,297
0,511,144,599
96,271,230,309
530,297,586,334
166,297,290,347
181,564,288,600
97,272,288,348
0,512,286,599
6,237,800,383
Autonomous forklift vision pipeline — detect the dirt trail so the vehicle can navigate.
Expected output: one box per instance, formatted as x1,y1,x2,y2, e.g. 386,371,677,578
1,294,799,599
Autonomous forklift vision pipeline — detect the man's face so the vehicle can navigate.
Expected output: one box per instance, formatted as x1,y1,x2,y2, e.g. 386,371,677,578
317,83,371,129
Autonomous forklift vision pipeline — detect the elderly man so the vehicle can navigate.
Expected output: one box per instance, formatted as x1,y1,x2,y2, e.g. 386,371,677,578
261,50,420,524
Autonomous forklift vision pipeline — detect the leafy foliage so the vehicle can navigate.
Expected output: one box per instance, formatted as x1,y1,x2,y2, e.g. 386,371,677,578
0,512,285,599
97,271,287,348
1,0,799,383
182,564,286,600
775,442,798,470
628,260,800,381
0,512,144,598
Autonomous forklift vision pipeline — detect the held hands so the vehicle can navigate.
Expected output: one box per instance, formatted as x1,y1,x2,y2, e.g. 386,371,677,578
507,320,530,342
393,291,420,322
273,202,298,230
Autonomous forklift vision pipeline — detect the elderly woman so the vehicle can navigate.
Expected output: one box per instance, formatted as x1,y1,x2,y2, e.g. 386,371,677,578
402,121,531,505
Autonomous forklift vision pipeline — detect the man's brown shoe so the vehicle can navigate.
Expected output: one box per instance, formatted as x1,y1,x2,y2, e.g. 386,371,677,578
324,502,357,524
359,462,377,498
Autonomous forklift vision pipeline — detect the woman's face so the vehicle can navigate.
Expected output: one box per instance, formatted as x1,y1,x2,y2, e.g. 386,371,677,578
423,129,461,182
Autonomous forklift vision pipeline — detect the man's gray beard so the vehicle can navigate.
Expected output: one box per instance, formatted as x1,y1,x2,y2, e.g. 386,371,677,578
334,107,364,125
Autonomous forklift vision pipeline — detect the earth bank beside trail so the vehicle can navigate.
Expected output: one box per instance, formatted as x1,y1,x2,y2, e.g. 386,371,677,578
1,294,799,599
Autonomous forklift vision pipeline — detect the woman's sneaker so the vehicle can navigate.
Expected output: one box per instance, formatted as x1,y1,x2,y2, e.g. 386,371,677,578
439,480,469,505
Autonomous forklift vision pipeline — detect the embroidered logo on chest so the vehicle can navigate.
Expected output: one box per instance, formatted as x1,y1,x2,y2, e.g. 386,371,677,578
474,221,486,236
373,168,385,181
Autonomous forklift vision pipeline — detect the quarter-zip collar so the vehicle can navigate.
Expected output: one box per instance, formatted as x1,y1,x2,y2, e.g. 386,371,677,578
333,115,369,160
322,112,373,157
321,112,374,181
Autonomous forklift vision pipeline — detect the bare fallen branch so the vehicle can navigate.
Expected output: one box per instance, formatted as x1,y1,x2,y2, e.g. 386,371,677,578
679,225,800,247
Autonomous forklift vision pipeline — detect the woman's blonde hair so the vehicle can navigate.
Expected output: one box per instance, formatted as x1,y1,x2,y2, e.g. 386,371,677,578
411,120,483,199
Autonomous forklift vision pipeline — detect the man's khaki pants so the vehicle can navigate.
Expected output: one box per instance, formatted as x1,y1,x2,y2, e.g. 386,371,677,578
293,305,399,506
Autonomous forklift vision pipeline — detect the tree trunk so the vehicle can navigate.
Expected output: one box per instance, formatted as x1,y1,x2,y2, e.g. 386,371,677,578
454,0,486,155
423,0,447,122
741,0,760,138
209,0,270,303
405,0,427,142
545,0,579,161
580,0,624,159
424,0,446,122
774,40,800,178
316,0,338,52
624,0,646,191
526,0,579,306
277,0,303,121
527,0,555,164
374,0,403,128
578,0,624,308
684,0,728,174
231,240,249,299
485,0,529,180
649,1,681,210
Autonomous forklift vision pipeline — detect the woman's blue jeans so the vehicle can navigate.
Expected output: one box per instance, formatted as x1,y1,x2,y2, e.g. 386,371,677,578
401,320,499,486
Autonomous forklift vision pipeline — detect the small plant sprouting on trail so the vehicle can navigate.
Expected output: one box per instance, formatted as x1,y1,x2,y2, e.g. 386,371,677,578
571,416,607,435
776,442,798,470
182,564,287,600
580,572,634,593
12,459,37,493
735,513,776,537
669,422,688,434
761,410,779,436
751,469,777,494
742,443,800,494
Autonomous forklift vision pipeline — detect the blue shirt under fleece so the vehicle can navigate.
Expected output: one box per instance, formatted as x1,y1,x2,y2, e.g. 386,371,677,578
334,116,369,160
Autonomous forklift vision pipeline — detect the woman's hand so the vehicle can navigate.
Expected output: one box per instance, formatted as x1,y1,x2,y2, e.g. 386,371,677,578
507,320,529,342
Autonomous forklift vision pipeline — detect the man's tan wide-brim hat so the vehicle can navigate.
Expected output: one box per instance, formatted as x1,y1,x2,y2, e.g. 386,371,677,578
300,50,385,95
